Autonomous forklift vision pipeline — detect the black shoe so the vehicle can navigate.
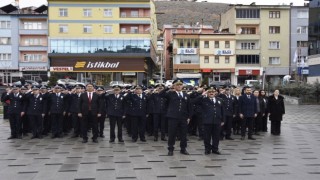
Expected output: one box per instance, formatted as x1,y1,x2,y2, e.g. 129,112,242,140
212,150,221,155
254,133,260,136
7,136,15,140
23,133,28,136
38,135,43,139
241,136,245,140
71,134,78,138
82,139,88,143
100,134,105,138
51,135,56,139
205,151,211,155
226,137,234,140
168,151,173,156
248,137,256,140
198,137,203,141
92,139,98,143
154,137,158,141
31,135,37,139
118,139,124,143
109,139,115,143
57,134,63,138
219,137,224,141
132,139,137,142
180,150,189,155
140,139,146,142
161,137,167,141
17,135,22,139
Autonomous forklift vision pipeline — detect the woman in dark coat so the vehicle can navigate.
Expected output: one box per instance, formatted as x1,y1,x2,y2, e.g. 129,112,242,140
268,90,285,135
259,90,269,132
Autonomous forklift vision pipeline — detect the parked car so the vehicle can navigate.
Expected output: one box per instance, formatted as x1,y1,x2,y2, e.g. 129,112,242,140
57,79,85,86
244,80,261,87
12,80,39,86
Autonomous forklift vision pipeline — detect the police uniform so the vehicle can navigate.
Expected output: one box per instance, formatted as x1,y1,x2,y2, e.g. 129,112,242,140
125,85,148,142
40,86,50,136
105,85,125,142
220,89,236,140
68,86,82,137
3,86,25,139
192,87,225,154
24,87,47,139
160,79,192,156
189,90,204,139
96,87,107,138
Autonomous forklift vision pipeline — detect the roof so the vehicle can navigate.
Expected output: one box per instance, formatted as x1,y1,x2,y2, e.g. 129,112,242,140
0,4,18,13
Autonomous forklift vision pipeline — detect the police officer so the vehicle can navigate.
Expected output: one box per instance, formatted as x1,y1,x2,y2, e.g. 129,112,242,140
40,86,50,136
23,86,47,139
105,85,125,142
125,85,148,142
3,86,25,139
150,84,167,141
220,87,235,140
48,85,67,138
69,85,82,138
160,79,192,156
193,87,225,155
189,86,205,140
96,87,107,138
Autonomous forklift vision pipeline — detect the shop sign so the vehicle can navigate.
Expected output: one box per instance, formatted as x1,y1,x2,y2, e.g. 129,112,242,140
302,69,309,75
75,61,120,69
19,66,47,71
214,49,234,55
122,72,136,76
50,67,73,72
177,48,197,55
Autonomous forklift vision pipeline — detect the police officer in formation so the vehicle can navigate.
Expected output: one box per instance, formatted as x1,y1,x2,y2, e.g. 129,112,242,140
2,79,286,156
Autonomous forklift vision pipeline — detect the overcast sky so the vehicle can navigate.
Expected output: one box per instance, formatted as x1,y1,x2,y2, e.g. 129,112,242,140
0,0,306,8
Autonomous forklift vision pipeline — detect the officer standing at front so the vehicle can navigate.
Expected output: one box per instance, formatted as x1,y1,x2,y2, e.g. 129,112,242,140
3,86,25,139
23,86,47,139
69,86,82,138
220,87,235,140
96,87,107,138
193,87,225,155
160,79,192,156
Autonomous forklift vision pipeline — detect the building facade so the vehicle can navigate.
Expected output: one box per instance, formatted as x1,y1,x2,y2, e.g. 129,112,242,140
48,0,154,86
0,4,48,84
220,5,291,85
308,0,320,55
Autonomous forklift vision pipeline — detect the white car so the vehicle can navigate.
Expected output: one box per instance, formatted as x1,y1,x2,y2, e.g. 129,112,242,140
244,80,261,87
165,80,174,88
57,79,85,86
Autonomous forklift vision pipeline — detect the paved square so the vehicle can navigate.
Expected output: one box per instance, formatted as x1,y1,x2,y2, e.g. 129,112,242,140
0,104,320,180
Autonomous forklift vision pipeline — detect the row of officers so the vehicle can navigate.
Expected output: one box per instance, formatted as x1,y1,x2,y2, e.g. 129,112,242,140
1,79,285,156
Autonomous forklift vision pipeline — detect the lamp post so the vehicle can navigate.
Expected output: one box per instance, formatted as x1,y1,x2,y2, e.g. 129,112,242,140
157,39,164,84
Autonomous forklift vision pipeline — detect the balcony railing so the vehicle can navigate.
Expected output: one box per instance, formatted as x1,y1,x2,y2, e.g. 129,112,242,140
120,31,149,34
120,14,150,18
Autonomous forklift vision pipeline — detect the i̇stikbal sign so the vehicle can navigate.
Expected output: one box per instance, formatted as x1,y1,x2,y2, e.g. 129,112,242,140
177,48,197,55
214,49,234,56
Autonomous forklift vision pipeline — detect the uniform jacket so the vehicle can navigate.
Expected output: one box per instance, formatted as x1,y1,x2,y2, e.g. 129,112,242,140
3,93,25,114
193,95,225,124
23,93,47,115
268,95,285,121
125,92,148,117
220,94,236,116
68,93,82,113
48,93,67,114
150,93,167,114
239,94,257,118
105,93,125,117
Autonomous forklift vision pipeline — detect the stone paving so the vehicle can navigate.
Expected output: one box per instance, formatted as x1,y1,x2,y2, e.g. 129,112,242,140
0,104,320,180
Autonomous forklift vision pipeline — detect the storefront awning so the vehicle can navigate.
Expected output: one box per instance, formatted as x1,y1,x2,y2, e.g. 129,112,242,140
176,73,202,79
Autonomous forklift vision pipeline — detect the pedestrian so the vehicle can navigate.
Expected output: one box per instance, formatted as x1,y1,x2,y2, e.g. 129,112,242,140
193,87,225,155
232,88,241,135
69,85,82,138
253,90,265,135
40,86,50,136
239,87,257,140
268,90,285,135
78,84,103,143
3,86,25,139
259,90,269,132
105,85,125,142
160,79,192,156
96,87,107,138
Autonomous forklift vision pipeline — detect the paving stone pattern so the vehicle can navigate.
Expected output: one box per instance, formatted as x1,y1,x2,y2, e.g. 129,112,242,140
0,104,320,180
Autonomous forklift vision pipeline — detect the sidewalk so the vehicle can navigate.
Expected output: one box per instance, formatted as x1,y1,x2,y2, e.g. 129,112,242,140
0,105,319,180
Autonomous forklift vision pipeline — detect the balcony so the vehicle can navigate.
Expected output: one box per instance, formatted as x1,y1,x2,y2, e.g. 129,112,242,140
236,49,260,55
19,29,47,35
235,19,260,25
236,34,260,40
119,8,150,18
19,46,48,51
120,30,149,34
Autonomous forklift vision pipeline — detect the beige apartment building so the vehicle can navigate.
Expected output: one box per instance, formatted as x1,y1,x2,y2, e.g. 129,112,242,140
220,4,290,85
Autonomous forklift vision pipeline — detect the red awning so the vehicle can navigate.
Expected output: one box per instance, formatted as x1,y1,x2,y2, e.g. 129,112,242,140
239,70,260,76
201,69,212,72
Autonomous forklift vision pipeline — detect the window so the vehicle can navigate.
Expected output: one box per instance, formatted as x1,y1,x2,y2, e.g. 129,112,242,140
269,57,280,65
215,41,219,48
236,55,260,64
0,37,11,45
120,28,126,33
214,56,219,63
236,9,260,18
240,27,256,34
225,56,230,64
83,25,92,33
23,22,43,30
120,12,126,18
269,26,280,34
194,40,198,48
297,41,308,47
104,25,112,33
297,10,308,18
187,39,191,48
24,38,43,46
269,41,280,49
269,11,280,18
59,8,68,17
131,10,139,17
204,41,209,48
130,26,138,34
204,56,209,63
59,25,68,33
83,9,92,17
23,54,43,62
104,9,112,17
180,60,191,64
225,41,230,48
0,21,11,29
241,42,256,49
0,54,11,60
297,26,308,34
